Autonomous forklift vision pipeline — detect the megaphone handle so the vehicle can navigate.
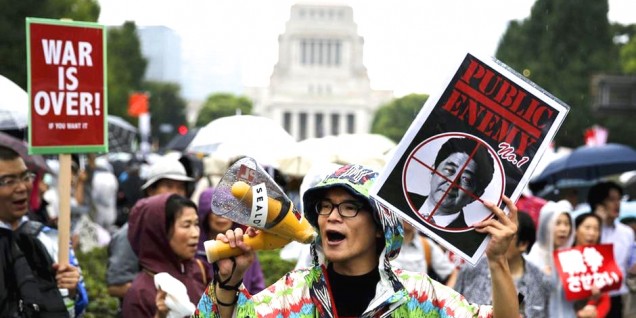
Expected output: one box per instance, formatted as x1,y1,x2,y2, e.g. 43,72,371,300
269,196,291,224
205,231,290,263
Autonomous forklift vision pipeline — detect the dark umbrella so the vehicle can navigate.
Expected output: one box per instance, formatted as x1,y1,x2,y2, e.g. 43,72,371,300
108,115,138,153
530,143,636,191
0,131,49,174
164,127,200,152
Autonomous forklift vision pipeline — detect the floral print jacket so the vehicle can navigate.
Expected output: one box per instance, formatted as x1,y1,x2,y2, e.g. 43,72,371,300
194,165,493,317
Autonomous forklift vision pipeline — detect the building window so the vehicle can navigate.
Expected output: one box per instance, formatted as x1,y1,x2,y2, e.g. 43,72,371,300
309,41,316,64
299,38,342,66
346,113,355,133
299,112,308,140
300,40,307,64
315,113,324,137
331,113,340,135
284,112,292,134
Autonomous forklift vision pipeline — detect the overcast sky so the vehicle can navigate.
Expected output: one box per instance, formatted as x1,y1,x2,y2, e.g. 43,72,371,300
98,0,636,100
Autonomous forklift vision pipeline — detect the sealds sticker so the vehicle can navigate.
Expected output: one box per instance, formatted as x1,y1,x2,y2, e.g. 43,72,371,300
248,183,268,227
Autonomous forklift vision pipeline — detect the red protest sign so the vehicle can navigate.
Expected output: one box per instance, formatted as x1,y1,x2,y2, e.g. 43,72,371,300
27,18,107,154
553,244,623,301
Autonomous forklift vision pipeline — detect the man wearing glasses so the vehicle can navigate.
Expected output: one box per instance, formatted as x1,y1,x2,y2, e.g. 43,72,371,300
196,164,519,317
0,145,88,317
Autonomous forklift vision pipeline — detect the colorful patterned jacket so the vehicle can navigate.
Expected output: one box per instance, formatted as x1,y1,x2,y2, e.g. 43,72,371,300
194,164,494,317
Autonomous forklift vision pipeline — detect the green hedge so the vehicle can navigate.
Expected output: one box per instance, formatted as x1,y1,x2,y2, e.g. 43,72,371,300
76,247,120,317
76,247,296,317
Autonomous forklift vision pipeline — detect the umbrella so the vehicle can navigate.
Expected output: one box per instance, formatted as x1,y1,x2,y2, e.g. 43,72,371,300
277,136,340,177
0,131,48,174
108,115,138,153
163,127,200,152
0,75,28,131
277,133,396,177
530,143,636,189
187,115,296,165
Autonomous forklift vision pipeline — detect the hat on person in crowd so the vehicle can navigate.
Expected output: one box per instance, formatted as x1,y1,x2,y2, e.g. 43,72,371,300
303,164,381,228
141,157,194,190
303,163,404,263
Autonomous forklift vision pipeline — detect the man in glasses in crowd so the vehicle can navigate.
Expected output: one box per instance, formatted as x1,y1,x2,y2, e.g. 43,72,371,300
0,145,88,317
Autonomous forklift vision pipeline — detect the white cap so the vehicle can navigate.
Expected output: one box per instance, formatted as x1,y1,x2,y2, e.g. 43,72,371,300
141,157,194,190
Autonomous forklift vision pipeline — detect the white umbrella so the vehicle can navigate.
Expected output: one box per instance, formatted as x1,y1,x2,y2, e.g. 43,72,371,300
0,75,28,130
277,136,339,177
333,133,396,169
277,133,396,177
187,115,296,165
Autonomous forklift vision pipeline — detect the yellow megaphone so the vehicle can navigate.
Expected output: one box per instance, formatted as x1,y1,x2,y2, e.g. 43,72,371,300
204,157,316,262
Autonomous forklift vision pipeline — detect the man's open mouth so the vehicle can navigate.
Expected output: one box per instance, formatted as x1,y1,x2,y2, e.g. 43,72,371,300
326,230,346,243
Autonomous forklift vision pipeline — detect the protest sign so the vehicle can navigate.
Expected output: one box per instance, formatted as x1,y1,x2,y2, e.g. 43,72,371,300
553,244,623,301
371,52,569,264
26,17,107,265
27,18,107,155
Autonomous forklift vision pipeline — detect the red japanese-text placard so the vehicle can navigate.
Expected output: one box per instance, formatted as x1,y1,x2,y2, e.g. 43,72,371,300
27,18,107,154
553,244,623,301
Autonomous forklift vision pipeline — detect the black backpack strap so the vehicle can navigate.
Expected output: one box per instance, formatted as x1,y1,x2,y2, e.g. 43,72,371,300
0,228,20,317
17,221,45,237
12,223,68,317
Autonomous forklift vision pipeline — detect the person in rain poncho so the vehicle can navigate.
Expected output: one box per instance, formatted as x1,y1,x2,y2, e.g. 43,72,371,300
194,164,519,317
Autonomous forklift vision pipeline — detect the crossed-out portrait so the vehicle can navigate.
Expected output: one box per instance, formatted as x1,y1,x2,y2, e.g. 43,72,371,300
403,133,504,231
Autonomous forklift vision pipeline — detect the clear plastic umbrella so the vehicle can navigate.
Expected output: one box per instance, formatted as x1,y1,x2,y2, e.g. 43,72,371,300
187,115,296,166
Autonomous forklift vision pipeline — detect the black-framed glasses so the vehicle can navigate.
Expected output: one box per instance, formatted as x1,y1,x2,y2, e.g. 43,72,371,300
0,171,36,188
315,199,364,218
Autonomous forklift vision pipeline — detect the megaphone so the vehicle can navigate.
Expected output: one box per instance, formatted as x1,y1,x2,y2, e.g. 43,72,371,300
204,157,317,262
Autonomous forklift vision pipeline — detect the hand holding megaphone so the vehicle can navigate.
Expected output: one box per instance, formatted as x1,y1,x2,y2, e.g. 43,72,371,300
204,157,317,263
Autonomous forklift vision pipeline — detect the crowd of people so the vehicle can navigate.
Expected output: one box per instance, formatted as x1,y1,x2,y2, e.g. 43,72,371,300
1,145,636,317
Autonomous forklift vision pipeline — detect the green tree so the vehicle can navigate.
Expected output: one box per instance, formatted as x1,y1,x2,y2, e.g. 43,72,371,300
0,0,100,89
195,93,252,127
143,81,188,147
495,0,629,148
370,94,428,143
621,35,636,74
107,21,147,120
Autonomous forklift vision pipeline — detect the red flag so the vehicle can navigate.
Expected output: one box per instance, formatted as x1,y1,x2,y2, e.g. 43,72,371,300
128,93,149,117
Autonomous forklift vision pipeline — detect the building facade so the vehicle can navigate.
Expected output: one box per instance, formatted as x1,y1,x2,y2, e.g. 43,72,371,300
137,26,182,84
247,4,393,141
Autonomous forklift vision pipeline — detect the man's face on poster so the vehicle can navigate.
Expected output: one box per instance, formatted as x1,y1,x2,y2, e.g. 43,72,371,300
430,152,478,215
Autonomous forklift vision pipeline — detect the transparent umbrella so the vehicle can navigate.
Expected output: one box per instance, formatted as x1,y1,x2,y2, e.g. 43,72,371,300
187,115,296,165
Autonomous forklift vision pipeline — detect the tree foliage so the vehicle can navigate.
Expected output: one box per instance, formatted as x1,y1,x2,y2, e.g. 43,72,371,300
621,33,636,74
495,0,634,147
195,93,252,127
0,0,100,89
370,94,428,143
143,81,188,147
107,21,147,120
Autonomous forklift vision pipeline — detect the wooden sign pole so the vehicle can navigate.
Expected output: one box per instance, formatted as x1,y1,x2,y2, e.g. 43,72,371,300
57,153,71,265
